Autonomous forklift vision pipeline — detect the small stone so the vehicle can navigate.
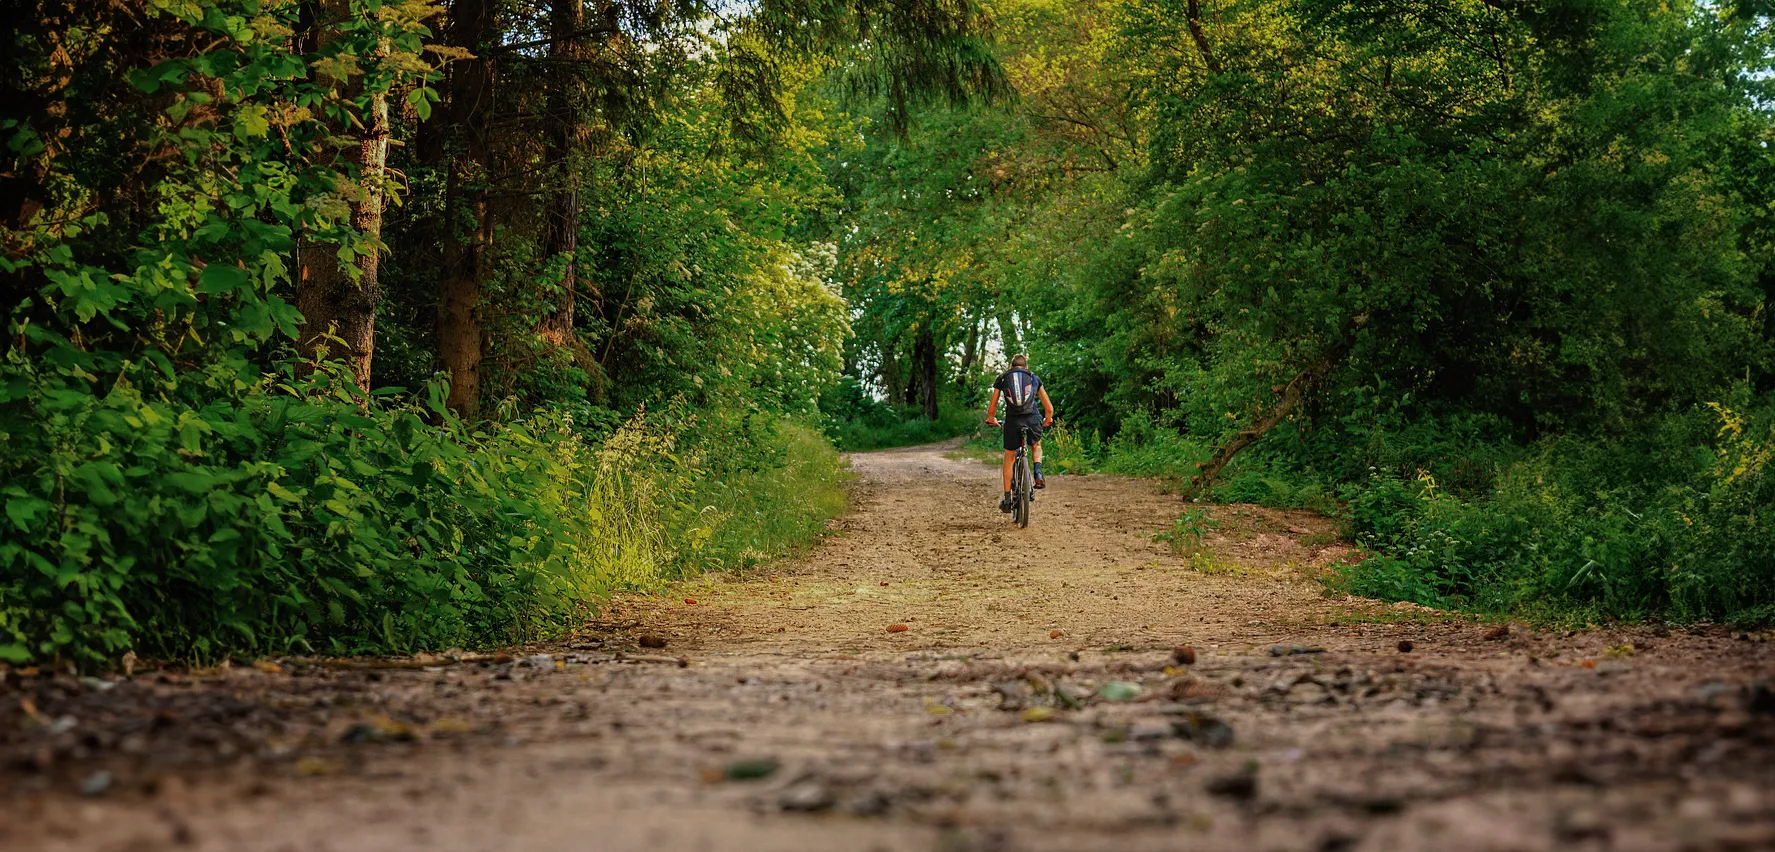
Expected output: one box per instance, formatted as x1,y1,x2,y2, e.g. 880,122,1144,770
1483,624,1511,641
780,780,835,812
1205,769,1257,800
1749,683,1775,716
887,624,909,633
847,791,891,816
1172,645,1197,665
1267,644,1326,657
1171,712,1235,749
340,723,380,744
993,680,1031,710
1397,640,1414,653
1050,630,1065,639
637,635,668,649
1021,707,1056,723
683,598,697,604
1698,682,1735,707
79,770,113,796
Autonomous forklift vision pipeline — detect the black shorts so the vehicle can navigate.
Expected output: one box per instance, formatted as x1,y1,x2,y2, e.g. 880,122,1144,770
1002,414,1044,451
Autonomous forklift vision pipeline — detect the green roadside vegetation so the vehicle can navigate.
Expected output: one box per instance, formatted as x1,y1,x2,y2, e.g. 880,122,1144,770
1,0,999,667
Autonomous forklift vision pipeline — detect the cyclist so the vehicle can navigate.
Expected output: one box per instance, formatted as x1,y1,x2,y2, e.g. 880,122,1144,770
984,354,1055,513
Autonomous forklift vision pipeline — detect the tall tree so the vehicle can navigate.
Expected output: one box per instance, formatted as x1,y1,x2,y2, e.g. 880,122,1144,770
296,1,392,389
911,323,940,419
437,0,497,417
535,0,586,349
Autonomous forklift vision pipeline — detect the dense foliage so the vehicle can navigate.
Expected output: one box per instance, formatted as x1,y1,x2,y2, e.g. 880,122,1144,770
830,0,1775,622
5,0,1771,669
1,0,995,666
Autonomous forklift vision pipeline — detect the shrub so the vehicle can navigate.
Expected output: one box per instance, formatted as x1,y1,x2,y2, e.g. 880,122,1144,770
1334,401,1775,622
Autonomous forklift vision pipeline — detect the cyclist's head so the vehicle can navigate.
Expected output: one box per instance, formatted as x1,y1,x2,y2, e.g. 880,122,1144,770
1010,354,1029,369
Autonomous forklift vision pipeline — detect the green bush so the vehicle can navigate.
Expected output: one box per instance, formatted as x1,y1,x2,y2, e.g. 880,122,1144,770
0,361,605,664
1097,411,1210,479
1334,402,1775,622
0,365,853,667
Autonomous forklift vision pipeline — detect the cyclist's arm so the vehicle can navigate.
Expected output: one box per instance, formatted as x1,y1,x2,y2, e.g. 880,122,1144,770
1038,388,1055,423
985,388,1001,424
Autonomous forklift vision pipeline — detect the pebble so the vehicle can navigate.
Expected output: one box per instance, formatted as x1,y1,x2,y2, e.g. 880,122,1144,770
79,770,113,796
1205,769,1257,800
1170,712,1235,749
1750,683,1775,715
1267,644,1326,657
780,780,835,812
847,791,892,816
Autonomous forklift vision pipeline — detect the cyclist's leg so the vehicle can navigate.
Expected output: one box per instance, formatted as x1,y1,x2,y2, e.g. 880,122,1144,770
1001,449,1015,492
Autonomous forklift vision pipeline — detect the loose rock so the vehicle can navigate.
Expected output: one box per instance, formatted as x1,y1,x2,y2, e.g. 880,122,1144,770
79,770,113,796
1205,769,1257,800
1267,644,1326,657
1172,645,1197,666
1170,711,1235,749
779,779,835,812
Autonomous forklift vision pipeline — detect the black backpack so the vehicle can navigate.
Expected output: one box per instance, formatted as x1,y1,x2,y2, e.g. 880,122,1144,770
1001,369,1040,416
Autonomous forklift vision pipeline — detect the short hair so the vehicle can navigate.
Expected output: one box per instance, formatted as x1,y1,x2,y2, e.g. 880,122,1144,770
1010,354,1029,368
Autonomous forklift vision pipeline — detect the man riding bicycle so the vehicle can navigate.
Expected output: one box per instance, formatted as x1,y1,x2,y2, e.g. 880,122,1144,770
984,354,1055,513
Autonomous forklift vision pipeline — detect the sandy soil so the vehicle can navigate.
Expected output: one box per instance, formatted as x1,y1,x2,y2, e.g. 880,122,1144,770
5,441,1773,851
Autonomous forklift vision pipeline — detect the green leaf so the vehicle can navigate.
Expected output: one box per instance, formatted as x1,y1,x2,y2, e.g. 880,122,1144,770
5,496,49,532
198,264,252,295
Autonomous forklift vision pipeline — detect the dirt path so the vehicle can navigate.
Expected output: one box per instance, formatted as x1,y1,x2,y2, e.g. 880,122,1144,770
7,442,1774,851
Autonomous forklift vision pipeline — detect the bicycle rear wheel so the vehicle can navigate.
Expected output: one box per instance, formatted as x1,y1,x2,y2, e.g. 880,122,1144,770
1014,451,1032,528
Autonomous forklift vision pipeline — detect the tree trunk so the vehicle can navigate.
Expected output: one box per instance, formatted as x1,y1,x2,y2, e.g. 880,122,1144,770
295,1,389,390
1760,269,1775,395
535,0,584,349
1183,346,1346,501
956,315,981,390
880,337,905,406
914,325,940,420
438,0,496,418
